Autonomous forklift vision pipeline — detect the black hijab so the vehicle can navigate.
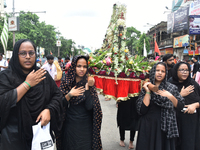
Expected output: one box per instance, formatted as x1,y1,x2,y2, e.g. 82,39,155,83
0,39,63,149
9,39,37,80
60,55,102,149
137,62,184,138
171,62,191,88
170,62,200,105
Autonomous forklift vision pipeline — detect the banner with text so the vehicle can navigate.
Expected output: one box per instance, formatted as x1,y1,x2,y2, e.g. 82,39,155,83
189,15,200,34
173,34,189,48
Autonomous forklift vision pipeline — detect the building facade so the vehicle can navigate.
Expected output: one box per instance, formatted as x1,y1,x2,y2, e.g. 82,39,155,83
146,21,173,58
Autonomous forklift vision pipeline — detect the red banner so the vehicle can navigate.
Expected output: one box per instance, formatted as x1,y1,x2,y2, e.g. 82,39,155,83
189,46,200,55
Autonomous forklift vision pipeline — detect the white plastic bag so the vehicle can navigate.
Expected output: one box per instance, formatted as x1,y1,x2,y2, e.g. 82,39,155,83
31,122,54,150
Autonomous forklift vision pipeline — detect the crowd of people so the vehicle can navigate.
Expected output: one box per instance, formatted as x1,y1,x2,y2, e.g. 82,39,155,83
0,39,200,150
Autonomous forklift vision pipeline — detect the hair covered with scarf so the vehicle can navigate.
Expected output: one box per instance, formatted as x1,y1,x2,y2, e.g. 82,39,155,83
60,55,102,149
0,39,63,149
136,62,184,138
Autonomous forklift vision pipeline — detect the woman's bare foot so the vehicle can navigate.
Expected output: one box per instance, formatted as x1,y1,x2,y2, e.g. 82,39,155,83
105,98,111,101
129,141,134,149
119,140,125,147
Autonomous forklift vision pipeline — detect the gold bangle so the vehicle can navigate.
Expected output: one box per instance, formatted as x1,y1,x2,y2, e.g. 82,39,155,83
22,83,29,90
146,92,151,94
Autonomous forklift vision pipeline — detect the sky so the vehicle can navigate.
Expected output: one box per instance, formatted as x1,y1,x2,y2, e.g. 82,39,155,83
5,0,172,51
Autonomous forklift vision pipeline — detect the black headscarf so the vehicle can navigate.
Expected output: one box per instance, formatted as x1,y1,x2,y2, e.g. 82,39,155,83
171,62,191,88
60,55,102,149
9,39,37,80
0,39,63,149
170,62,200,105
137,62,184,138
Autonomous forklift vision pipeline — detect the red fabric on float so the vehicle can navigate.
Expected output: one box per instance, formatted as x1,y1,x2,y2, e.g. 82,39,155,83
93,75,142,101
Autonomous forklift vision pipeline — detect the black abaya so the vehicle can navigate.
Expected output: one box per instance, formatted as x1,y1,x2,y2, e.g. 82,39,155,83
62,90,93,150
136,101,177,150
170,62,200,150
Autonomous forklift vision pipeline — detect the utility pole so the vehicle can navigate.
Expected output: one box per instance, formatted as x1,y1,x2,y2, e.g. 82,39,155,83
10,0,46,47
12,0,15,47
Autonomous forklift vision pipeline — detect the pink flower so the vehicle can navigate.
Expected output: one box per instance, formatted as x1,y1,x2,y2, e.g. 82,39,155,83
128,69,132,71
105,57,112,66
93,67,97,69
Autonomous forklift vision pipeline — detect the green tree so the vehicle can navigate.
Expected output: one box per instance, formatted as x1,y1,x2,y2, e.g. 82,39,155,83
125,27,141,55
136,33,150,55
38,22,57,55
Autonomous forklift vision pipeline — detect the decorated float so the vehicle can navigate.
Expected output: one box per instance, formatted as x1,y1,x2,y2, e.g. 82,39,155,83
88,3,154,101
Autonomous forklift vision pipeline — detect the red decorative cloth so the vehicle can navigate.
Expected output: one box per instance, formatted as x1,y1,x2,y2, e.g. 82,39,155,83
93,75,142,101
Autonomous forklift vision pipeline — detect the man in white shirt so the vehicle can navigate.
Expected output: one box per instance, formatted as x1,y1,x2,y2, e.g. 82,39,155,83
42,55,57,80
0,53,8,71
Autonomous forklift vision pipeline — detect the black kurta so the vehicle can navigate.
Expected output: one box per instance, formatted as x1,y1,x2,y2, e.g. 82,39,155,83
136,100,183,150
117,97,139,131
62,90,93,150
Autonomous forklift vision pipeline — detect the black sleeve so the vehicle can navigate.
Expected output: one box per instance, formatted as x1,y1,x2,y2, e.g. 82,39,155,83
84,90,93,110
0,88,17,117
140,101,150,115
45,73,63,134
172,85,185,111
175,100,184,111
193,63,199,74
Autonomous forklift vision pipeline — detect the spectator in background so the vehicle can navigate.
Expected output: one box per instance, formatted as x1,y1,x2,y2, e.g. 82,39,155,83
42,55,57,80
58,56,65,70
7,58,10,64
64,56,70,65
63,56,71,74
36,59,42,68
0,53,8,71
174,55,177,64
192,56,199,79
176,56,181,63
162,54,175,80
190,60,194,78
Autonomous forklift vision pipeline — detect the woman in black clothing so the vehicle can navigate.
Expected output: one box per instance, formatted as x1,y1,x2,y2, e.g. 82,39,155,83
136,62,184,150
169,62,200,150
59,55,102,150
0,39,63,150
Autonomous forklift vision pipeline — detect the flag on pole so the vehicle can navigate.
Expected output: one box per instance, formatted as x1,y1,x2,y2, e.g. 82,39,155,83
143,39,147,57
0,17,8,56
154,41,161,55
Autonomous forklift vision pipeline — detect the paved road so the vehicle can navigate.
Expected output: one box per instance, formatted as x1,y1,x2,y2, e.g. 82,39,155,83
99,94,138,150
